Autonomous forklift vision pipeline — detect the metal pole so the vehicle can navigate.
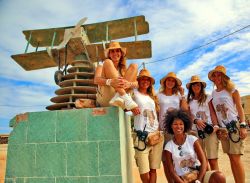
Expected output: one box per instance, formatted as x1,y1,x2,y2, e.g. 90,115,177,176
25,32,32,53
134,19,138,41
51,31,57,48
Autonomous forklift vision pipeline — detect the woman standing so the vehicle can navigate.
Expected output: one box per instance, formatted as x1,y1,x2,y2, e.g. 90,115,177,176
164,109,225,183
93,41,138,110
186,75,219,170
157,72,188,182
208,65,247,183
131,68,163,183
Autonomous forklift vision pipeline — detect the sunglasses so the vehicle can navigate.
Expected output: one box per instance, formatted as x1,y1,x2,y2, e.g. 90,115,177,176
109,49,121,54
178,145,184,156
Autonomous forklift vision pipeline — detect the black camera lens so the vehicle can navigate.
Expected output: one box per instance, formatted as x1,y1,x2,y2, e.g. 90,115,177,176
204,123,214,134
198,130,205,139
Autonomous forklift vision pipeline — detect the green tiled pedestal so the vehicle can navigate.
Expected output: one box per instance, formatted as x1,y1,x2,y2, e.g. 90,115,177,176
5,107,133,183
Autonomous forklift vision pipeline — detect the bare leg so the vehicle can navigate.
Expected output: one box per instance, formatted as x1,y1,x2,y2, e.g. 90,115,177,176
140,172,150,183
228,154,245,183
149,169,157,183
208,159,219,170
124,63,138,82
208,171,226,183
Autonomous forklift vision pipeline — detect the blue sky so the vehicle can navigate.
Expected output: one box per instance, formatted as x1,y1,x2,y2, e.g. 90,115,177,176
0,0,250,134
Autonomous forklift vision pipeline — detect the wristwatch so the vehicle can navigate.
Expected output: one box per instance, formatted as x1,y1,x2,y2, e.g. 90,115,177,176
240,122,247,128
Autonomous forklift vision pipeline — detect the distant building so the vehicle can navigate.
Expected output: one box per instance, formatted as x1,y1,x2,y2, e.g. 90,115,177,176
241,95,250,124
0,134,9,182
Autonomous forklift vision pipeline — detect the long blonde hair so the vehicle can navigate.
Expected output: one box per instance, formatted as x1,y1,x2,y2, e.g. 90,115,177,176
222,75,235,93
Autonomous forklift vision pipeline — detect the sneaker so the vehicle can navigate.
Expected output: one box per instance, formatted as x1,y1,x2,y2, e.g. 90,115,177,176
109,93,125,109
122,94,138,110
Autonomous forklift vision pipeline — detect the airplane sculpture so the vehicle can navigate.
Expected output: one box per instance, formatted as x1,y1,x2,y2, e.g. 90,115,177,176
11,15,152,110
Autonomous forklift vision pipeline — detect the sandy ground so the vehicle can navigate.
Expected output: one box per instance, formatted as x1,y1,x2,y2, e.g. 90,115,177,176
133,131,250,183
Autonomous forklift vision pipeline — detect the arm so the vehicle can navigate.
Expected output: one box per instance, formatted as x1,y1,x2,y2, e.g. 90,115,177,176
165,150,185,183
208,100,219,133
232,90,247,139
194,140,207,182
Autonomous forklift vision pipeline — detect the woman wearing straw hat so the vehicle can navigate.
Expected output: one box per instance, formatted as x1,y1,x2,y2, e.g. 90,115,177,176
131,68,163,183
94,41,138,110
208,65,247,183
186,75,219,171
157,72,188,182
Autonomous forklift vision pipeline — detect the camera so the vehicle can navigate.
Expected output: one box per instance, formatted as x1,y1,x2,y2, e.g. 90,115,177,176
197,123,214,139
136,130,148,141
225,120,237,133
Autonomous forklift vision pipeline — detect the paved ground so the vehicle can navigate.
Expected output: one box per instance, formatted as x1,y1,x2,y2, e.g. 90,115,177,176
133,131,250,183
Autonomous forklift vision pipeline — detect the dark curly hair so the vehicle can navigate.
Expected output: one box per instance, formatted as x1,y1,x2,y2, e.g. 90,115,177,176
164,109,192,134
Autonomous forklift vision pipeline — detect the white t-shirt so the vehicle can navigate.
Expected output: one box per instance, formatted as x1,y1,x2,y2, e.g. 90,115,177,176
189,95,212,131
133,89,159,132
157,93,181,130
211,89,238,127
165,135,200,176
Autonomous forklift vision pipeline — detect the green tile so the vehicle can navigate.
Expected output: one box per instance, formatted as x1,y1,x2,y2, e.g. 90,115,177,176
89,176,122,183
4,178,14,183
87,107,120,141
56,177,88,183
99,141,121,175
27,111,57,143
15,178,25,183
67,142,98,176
5,144,36,177
8,121,27,144
35,143,66,177
25,178,55,183
56,109,87,142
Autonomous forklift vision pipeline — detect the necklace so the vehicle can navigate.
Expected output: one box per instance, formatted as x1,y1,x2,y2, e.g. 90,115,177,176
173,134,186,156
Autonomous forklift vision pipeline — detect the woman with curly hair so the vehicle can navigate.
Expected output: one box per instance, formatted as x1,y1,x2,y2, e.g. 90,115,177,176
186,75,219,171
208,65,247,183
164,109,225,183
131,68,163,183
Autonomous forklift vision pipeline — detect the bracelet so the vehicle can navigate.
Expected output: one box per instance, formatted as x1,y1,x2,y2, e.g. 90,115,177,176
240,122,246,125
106,79,112,86
193,119,198,124
213,125,219,128
195,180,201,183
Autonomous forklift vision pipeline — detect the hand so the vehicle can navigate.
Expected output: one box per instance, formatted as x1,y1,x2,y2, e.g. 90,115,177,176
196,119,206,129
131,107,140,115
212,125,219,134
110,77,124,88
178,86,185,96
123,79,131,90
239,127,247,139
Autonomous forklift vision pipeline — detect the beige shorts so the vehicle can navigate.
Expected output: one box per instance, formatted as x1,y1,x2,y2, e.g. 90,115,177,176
219,127,245,154
132,132,164,174
96,85,115,107
203,132,219,159
189,131,219,159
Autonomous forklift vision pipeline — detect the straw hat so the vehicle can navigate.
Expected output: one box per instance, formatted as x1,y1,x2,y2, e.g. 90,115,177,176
208,65,230,81
186,75,206,89
104,42,127,58
137,69,155,84
160,72,182,86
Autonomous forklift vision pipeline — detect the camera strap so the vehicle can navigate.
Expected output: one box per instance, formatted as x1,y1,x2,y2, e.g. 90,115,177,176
134,125,148,151
222,120,240,143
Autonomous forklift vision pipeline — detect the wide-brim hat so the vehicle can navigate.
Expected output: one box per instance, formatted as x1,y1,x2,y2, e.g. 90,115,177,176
186,75,206,89
160,72,182,86
104,42,127,58
208,65,230,81
137,69,155,85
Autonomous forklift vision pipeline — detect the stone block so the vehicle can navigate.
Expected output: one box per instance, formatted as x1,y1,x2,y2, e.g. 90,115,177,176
27,111,57,143
56,109,86,142
35,143,66,177
67,142,98,176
